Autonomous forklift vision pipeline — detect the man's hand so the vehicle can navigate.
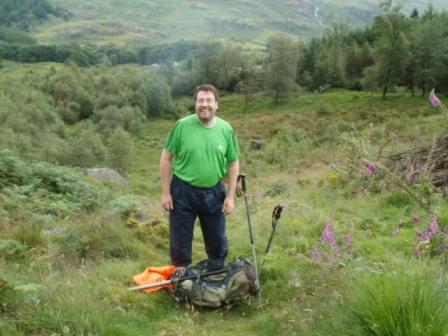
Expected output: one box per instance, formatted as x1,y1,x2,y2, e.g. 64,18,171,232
222,196,235,215
161,193,174,211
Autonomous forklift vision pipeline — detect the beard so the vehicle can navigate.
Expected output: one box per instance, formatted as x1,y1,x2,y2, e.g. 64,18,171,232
197,108,215,123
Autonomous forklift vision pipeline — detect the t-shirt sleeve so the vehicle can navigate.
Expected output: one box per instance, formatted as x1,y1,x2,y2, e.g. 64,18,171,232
226,128,239,162
164,121,180,155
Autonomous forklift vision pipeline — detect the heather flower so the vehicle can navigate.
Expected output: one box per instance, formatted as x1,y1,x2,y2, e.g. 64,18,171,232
429,88,441,106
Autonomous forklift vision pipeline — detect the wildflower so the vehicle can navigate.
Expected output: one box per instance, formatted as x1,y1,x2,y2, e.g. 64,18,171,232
321,221,338,251
311,246,321,262
343,233,352,248
415,240,430,257
313,221,354,262
361,160,377,176
429,88,441,106
427,218,439,239
416,218,439,241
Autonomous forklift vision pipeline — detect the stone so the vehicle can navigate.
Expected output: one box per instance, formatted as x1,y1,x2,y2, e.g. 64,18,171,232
86,168,129,187
250,138,263,150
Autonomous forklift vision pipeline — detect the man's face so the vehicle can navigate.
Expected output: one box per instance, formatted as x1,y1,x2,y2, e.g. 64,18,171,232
195,90,218,124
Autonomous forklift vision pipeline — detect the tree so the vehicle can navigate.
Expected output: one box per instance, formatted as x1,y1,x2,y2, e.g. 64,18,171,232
106,128,135,175
412,13,446,95
143,70,174,117
265,34,299,104
236,57,265,107
63,122,107,168
362,13,410,99
191,42,243,91
345,42,373,90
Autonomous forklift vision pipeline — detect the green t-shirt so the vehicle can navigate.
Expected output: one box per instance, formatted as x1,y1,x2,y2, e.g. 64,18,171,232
164,114,239,187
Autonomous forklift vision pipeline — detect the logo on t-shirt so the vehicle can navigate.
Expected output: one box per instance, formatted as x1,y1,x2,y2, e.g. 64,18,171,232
218,144,225,153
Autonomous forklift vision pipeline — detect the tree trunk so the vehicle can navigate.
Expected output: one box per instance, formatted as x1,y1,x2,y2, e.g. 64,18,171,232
382,85,388,100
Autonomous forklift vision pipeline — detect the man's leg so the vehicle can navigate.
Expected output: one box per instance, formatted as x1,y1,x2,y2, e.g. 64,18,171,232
169,177,196,267
198,210,228,270
198,182,228,269
169,210,196,267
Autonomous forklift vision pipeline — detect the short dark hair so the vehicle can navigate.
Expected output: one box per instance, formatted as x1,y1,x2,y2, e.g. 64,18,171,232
193,84,219,102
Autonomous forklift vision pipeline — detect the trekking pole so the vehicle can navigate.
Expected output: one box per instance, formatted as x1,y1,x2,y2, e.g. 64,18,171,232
237,174,262,306
260,204,284,275
265,204,284,255
128,268,228,291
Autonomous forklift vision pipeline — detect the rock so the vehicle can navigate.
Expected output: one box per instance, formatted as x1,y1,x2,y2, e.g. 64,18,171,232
127,212,162,229
42,227,68,239
250,138,263,150
86,168,129,187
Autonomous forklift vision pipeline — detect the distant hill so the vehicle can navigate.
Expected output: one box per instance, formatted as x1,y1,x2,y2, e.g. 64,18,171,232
31,0,447,46
0,0,70,29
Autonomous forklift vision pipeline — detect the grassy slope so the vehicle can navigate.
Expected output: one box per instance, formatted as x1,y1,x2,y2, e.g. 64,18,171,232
34,0,448,46
34,0,377,46
1,61,447,334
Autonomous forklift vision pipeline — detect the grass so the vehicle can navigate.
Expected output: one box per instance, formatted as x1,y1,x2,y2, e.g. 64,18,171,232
345,263,448,335
2,84,448,334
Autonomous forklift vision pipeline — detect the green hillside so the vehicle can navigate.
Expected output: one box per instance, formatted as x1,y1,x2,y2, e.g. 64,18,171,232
2,2,448,334
2,60,448,334
30,0,370,45
30,0,447,46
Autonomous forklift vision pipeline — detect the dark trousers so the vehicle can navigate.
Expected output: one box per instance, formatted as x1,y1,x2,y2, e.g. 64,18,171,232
169,175,228,267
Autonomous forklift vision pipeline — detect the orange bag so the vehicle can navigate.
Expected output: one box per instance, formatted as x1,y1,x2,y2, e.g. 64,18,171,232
133,265,176,293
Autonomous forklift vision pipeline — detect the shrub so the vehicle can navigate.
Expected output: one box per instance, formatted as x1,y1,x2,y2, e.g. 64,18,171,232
263,128,313,168
0,150,100,216
264,180,287,197
63,122,107,168
95,105,144,135
105,128,135,175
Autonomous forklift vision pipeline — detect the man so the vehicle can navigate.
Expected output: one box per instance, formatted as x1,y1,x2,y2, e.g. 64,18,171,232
160,84,240,270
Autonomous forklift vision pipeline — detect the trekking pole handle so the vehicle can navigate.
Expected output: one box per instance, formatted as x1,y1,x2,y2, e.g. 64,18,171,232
272,204,284,227
238,174,247,193
264,204,285,254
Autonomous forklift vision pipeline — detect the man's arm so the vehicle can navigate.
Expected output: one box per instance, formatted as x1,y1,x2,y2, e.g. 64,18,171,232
160,149,174,211
222,160,239,215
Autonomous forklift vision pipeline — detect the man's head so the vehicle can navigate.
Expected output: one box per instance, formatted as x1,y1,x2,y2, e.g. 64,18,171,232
194,84,219,124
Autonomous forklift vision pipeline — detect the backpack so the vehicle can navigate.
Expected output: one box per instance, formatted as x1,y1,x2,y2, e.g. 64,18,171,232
170,257,258,308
